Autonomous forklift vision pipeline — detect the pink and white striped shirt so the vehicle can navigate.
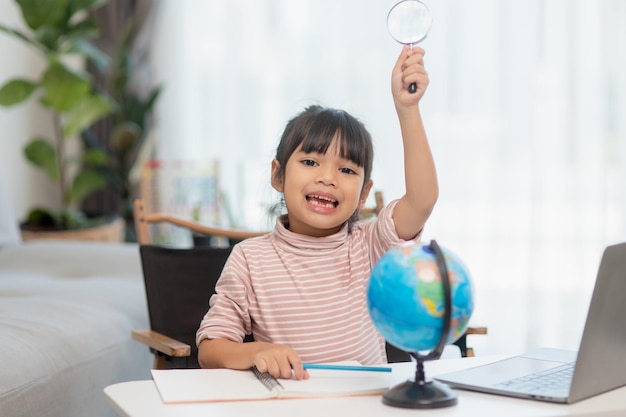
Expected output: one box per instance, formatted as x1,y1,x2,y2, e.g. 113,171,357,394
196,200,413,365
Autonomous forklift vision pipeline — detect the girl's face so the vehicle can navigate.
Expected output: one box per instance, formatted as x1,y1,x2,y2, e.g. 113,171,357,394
271,136,372,237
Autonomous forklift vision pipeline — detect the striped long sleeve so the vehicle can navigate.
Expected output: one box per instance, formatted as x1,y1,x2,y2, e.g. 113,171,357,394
196,200,411,365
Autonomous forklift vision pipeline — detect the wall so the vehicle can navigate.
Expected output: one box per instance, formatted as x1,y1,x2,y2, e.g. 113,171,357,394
0,1,59,223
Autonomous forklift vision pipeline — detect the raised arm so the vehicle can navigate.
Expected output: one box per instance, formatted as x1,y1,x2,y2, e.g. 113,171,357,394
390,45,438,240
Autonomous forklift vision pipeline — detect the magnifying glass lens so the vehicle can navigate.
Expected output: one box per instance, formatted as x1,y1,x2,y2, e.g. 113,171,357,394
387,0,432,93
387,0,432,45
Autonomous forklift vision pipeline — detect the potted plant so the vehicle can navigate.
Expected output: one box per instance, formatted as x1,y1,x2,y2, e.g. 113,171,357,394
0,0,120,239
83,12,162,241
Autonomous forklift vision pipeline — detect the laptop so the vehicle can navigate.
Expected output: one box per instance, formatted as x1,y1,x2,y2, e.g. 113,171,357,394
435,242,626,404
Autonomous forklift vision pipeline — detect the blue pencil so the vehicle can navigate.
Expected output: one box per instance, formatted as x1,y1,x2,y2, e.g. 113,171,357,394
303,363,392,373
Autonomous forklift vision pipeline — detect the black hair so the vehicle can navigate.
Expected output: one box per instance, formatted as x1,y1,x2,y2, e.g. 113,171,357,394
273,105,374,184
272,105,374,225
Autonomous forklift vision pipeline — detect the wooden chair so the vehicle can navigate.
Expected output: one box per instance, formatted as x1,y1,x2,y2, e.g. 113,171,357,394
360,190,385,218
132,198,265,369
133,198,267,247
132,244,234,369
131,194,486,369
132,196,413,367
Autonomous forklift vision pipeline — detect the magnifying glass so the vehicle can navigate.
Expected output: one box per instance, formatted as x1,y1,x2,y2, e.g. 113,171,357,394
387,0,432,93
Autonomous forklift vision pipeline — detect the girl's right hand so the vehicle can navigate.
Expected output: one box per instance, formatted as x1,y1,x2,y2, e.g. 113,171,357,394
253,342,309,380
392,45,429,108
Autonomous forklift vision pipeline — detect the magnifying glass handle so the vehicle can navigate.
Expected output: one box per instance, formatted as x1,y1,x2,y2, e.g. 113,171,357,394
408,43,417,94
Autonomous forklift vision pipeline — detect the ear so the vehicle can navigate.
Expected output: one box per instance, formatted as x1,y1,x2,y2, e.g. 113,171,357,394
358,179,374,209
271,159,284,192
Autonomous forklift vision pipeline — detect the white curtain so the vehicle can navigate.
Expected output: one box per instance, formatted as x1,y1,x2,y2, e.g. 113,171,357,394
149,0,626,355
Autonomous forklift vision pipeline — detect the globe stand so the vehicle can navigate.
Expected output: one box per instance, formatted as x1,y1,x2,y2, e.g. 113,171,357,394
382,240,458,409
383,358,457,408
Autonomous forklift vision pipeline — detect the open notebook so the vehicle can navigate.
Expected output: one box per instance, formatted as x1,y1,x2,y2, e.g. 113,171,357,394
151,364,394,403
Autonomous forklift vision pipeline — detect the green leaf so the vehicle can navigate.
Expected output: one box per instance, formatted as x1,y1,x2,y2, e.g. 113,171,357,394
145,86,163,111
40,61,90,112
34,15,99,52
58,206,87,228
16,0,69,30
63,92,113,137
137,86,162,125
83,148,110,166
15,0,107,32
0,24,42,51
108,18,136,94
68,168,107,204
26,207,90,229
68,0,108,17
119,85,162,128
26,207,60,227
23,138,59,181
69,38,109,72
16,0,71,30
57,17,101,54
34,25,65,51
0,79,38,106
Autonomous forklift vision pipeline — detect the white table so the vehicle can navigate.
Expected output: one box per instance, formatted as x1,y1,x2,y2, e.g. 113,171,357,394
104,356,626,417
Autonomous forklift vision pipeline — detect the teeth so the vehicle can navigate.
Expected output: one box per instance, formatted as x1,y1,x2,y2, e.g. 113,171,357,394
309,194,336,203
307,194,338,208
310,200,332,207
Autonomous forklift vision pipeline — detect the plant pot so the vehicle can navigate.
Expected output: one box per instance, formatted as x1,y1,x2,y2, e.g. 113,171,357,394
20,215,125,243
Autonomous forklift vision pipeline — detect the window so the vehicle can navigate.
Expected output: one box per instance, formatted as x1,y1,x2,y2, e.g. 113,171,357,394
150,0,626,354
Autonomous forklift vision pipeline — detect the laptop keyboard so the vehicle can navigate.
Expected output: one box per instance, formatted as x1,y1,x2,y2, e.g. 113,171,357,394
495,363,574,396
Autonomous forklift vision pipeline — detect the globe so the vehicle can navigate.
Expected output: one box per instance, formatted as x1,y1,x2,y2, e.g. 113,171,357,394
368,241,474,354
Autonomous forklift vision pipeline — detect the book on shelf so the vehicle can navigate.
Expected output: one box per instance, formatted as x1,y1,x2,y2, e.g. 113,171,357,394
151,363,394,404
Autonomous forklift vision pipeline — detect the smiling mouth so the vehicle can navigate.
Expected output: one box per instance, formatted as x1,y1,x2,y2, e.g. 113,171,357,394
306,194,338,208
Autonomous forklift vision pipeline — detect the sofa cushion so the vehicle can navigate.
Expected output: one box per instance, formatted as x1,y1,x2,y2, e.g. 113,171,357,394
0,241,152,417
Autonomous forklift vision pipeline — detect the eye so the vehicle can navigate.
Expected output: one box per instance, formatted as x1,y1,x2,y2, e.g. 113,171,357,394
301,159,317,167
340,167,357,175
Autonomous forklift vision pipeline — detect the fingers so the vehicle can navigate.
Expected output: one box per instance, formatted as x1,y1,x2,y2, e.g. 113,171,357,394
393,46,429,101
403,47,427,90
286,354,309,380
254,346,309,380
256,357,292,379
392,44,411,74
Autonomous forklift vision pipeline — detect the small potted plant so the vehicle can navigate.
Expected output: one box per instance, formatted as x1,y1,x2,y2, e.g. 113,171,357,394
0,0,119,239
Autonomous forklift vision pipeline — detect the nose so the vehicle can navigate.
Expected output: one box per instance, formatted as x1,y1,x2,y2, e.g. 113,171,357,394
315,166,337,187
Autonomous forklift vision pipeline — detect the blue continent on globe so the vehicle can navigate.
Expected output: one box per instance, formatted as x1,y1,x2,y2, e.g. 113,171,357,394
367,241,474,353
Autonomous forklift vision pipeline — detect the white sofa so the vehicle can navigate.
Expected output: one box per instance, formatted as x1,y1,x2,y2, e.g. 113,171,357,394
0,184,152,417
0,241,153,417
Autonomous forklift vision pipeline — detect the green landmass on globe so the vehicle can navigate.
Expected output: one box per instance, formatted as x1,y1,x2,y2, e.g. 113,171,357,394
368,241,474,353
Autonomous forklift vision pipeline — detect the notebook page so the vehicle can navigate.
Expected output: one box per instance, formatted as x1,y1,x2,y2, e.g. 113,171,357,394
278,367,393,398
151,369,276,403
151,365,394,403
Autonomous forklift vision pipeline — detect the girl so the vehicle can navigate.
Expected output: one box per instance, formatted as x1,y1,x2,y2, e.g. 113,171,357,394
196,45,438,380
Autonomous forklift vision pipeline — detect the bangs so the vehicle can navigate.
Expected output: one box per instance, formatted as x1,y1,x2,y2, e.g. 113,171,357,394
274,105,374,186
299,108,372,169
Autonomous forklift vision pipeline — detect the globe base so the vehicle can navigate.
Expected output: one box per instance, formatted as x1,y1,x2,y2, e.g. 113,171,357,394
382,379,457,409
